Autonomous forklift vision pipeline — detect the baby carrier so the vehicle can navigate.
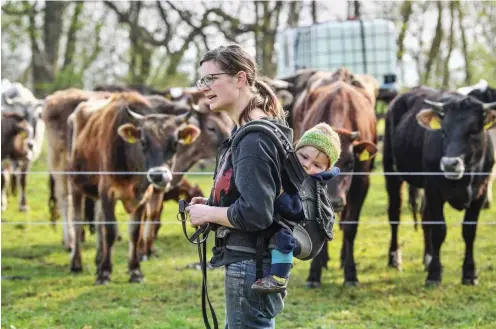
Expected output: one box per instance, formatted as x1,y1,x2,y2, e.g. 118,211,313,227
231,119,336,260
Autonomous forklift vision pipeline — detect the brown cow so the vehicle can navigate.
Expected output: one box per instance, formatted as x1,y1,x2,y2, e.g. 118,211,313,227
135,177,205,259
68,92,200,284
298,68,379,287
140,94,232,258
43,89,112,249
1,112,34,212
163,178,204,202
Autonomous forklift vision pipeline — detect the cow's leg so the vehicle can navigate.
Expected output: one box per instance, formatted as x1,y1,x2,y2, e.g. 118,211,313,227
423,185,445,285
386,175,403,270
53,174,73,251
95,194,117,285
18,161,29,212
70,190,85,272
85,198,95,235
461,195,484,285
94,200,103,267
408,184,420,230
48,174,59,228
305,241,328,288
10,172,17,196
146,192,164,258
128,205,145,283
484,175,494,209
1,169,10,212
421,192,433,271
342,173,370,286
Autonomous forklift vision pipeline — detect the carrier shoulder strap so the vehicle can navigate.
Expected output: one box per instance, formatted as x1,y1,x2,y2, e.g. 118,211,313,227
231,119,306,191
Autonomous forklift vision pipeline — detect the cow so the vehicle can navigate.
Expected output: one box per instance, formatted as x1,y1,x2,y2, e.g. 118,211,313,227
459,80,496,208
43,89,112,249
1,80,45,212
139,94,232,258
383,86,496,285
162,178,204,202
294,68,378,287
1,112,34,212
67,92,201,284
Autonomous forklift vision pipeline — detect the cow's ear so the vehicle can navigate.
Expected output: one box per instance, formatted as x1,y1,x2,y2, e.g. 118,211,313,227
118,123,140,144
416,109,442,130
177,123,201,145
353,141,378,162
483,110,496,130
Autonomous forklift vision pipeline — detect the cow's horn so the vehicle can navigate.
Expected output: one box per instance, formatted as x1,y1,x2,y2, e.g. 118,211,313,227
482,101,496,111
126,106,144,120
3,94,13,105
424,99,445,110
175,110,192,124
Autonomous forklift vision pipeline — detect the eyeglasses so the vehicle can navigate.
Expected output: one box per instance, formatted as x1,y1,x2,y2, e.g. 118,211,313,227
196,72,235,89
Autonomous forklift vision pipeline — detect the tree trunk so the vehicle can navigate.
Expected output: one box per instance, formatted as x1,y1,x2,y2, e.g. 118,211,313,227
287,1,301,28
423,1,443,85
62,2,84,71
354,1,361,17
397,1,412,61
442,1,455,88
455,0,472,85
311,1,317,23
44,1,67,78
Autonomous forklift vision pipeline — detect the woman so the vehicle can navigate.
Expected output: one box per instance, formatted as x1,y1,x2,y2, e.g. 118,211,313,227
186,44,291,328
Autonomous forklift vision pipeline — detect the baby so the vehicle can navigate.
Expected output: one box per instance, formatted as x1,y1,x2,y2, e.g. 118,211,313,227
251,122,341,294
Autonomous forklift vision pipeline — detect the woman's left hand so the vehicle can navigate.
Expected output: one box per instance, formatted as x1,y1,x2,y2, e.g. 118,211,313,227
186,204,211,227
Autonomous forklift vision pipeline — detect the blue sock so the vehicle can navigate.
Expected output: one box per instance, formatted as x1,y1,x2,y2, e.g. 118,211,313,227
271,249,293,278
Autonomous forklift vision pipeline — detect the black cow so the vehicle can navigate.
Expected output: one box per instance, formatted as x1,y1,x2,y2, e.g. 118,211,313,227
383,86,496,285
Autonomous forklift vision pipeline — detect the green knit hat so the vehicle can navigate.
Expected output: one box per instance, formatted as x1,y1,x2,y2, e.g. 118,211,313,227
296,123,341,168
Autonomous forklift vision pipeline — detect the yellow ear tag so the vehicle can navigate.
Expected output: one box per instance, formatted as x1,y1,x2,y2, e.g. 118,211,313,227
359,149,370,161
429,117,441,130
19,131,27,138
127,135,137,144
183,134,193,145
484,121,494,130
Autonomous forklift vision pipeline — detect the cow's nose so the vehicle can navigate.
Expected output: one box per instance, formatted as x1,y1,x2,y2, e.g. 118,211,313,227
440,157,463,172
27,140,35,150
146,167,173,189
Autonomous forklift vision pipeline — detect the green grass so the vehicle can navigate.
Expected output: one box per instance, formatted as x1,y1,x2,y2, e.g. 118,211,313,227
2,143,496,329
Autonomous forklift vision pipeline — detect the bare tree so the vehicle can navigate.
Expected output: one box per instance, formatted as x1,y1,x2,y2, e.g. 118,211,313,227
423,1,443,85
442,1,456,88
455,0,472,85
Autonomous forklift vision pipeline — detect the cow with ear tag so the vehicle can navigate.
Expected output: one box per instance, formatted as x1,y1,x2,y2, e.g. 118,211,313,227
384,86,496,286
297,68,379,288
68,92,201,284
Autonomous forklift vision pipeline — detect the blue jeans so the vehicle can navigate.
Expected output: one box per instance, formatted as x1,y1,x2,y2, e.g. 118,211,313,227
224,259,285,329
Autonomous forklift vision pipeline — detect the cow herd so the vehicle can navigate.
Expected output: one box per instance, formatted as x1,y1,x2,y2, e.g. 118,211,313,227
1,70,495,287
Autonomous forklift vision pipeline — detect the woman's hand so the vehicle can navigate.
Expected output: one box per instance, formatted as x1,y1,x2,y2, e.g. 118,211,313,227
190,196,208,205
186,204,211,227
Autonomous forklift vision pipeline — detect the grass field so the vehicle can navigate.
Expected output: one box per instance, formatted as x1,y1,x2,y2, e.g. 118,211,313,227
2,143,496,329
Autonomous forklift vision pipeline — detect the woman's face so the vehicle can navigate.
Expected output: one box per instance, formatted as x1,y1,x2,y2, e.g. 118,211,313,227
198,61,239,113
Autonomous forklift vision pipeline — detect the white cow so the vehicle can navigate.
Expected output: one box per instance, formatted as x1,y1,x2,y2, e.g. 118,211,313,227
1,79,45,211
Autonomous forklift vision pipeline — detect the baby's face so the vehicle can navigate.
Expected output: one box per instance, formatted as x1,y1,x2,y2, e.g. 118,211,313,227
296,146,330,176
